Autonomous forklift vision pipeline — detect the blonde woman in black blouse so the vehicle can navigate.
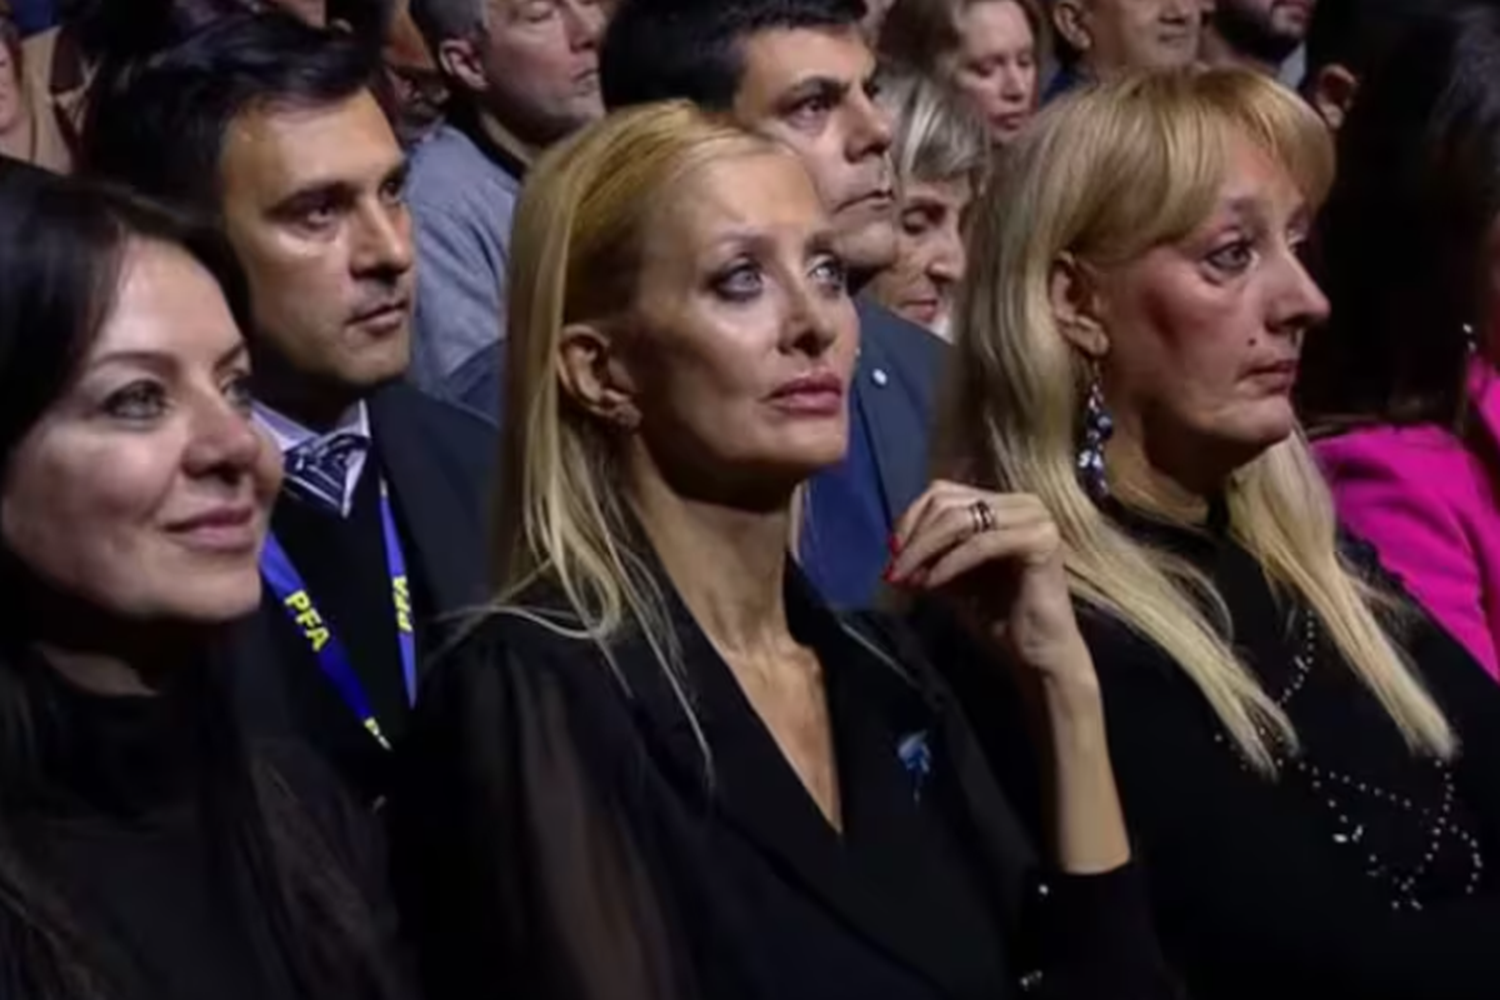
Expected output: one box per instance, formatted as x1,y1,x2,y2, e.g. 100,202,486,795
393,100,1176,1000
932,66,1500,1000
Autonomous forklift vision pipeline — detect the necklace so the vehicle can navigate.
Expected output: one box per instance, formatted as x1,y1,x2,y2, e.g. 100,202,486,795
1214,606,1485,911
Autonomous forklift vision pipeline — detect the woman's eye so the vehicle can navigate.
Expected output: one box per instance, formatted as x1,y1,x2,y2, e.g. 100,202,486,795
103,381,169,421
224,373,256,413
811,254,848,293
1206,240,1256,275
901,209,935,236
714,263,765,301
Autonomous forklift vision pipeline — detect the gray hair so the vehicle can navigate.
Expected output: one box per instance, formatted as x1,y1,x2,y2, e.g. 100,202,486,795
409,0,489,46
876,65,992,188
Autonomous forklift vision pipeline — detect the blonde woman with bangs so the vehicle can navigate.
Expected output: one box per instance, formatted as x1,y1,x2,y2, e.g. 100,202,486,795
927,66,1500,999
392,100,1177,1000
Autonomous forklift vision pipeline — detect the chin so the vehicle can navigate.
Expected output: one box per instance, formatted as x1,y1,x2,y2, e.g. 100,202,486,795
352,345,413,389
755,435,850,484
1221,407,1299,462
840,221,899,276
149,575,265,626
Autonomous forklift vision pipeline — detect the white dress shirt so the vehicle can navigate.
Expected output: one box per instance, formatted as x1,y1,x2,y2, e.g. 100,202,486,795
254,401,372,519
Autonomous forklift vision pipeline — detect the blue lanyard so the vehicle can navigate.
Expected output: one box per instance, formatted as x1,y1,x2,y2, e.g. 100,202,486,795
259,483,417,751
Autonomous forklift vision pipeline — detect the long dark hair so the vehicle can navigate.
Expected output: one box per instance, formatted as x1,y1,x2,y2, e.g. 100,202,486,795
1297,1,1500,433
0,161,402,1000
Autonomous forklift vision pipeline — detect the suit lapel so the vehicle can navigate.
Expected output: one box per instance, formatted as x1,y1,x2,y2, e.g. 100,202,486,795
853,300,935,526
615,564,966,991
368,386,487,632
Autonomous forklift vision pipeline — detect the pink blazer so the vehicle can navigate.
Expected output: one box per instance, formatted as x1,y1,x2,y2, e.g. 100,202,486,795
1315,362,1500,679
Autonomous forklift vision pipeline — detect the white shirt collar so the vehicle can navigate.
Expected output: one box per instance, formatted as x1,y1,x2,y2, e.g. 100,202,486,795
254,401,372,518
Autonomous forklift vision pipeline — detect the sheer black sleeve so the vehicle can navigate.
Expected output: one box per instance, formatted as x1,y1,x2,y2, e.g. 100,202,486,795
253,740,421,1000
390,616,696,1000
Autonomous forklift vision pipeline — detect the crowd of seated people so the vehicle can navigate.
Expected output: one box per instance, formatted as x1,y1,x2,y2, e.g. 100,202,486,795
0,0,1498,998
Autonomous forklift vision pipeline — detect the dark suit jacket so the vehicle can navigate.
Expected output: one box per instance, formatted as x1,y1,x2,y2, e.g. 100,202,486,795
223,381,496,805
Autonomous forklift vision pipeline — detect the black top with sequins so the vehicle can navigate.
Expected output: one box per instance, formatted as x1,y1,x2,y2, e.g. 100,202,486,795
924,502,1500,1000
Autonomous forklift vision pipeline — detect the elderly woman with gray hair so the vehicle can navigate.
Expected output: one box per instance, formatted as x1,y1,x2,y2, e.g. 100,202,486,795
868,65,991,339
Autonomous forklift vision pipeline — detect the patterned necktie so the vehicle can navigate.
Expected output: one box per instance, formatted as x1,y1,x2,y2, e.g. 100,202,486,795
284,431,370,516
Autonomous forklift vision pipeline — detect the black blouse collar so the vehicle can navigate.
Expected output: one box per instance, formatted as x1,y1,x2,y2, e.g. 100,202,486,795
23,658,208,820
1099,493,1232,567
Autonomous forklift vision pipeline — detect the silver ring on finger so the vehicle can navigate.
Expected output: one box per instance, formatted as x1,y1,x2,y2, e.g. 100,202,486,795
968,499,997,536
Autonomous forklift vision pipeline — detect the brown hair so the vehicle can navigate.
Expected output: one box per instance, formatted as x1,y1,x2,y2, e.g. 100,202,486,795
1,14,21,75
878,0,1047,76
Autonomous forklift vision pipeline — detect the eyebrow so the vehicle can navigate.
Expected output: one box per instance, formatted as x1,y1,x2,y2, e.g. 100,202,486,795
1220,192,1311,227
90,342,248,373
383,159,411,191
806,230,840,256
777,75,849,109
270,156,409,215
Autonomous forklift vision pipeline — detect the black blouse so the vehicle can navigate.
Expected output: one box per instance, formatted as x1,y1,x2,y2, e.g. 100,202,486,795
3,662,411,1000
393,565,1175,1000
935,504,1500,1000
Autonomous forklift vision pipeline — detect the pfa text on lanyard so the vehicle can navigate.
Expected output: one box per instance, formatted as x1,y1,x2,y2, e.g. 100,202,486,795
260,482,417,751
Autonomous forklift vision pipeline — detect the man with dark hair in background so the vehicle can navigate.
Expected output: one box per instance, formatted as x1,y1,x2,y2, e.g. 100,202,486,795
1201,0,1316,81
404,0,606,412
601,0,944,608
83,11,493,805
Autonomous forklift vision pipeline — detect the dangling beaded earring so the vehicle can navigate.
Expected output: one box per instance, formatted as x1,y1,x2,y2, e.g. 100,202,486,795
1076,365,1113,502
1464,323,1479,355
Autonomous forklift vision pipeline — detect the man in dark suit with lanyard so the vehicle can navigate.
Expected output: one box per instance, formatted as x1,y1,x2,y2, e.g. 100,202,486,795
599,0,946,608
84,12,494,804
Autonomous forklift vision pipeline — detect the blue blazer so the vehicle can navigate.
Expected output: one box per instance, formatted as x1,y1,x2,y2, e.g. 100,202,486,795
848,297,944,529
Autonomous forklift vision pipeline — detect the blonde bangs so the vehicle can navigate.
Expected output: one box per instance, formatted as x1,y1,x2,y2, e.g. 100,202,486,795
1016,69,1334,270
1206,69,1336,210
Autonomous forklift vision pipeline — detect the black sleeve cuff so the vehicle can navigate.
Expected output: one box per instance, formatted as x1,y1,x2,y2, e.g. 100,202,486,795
1018,862,1180,998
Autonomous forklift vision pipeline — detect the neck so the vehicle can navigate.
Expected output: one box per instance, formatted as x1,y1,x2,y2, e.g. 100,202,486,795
19,596,204,698
628,464,794,659
253,369,365,433
274,0,327,25
33,645,166,697
475,108,537,167
1105,431,1216,526
1200,28,1280,75
0,111,32,160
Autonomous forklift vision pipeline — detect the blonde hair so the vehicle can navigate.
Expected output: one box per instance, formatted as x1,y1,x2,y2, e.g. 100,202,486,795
877,64,992,191
941,68,1456,772
492,100,783,745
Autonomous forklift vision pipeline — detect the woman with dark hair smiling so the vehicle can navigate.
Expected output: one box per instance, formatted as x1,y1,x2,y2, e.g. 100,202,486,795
0,161,410,1000
1301,3,1500,679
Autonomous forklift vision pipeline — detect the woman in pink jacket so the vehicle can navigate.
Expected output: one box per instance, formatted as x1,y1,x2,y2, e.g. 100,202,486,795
1300,3,1500,678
